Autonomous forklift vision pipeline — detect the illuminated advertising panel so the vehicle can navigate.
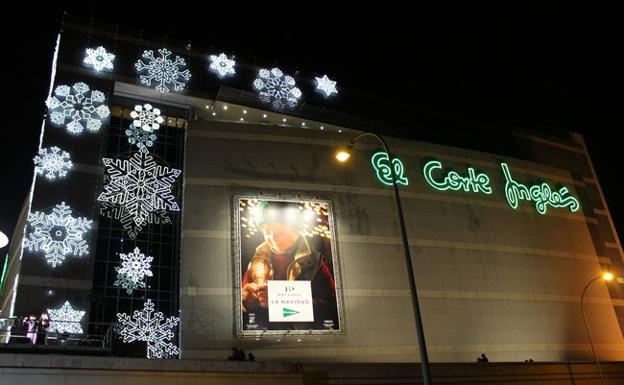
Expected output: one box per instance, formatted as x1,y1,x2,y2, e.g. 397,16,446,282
233,197,343,336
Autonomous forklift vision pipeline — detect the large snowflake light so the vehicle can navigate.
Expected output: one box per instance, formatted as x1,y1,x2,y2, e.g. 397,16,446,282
98,147,181,238
115,247,154,294
83,46,115,72
253,67,302,109
131,104,164,132
135,48,191,93
46,82,111,134
117,299,180,359
33,146,73,180
315,75,338,97
100,202,172,239
23,202,92,267
47,301,85,334
209,53,235,78
125,125,157,149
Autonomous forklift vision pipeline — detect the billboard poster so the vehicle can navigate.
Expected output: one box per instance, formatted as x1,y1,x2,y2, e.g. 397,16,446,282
233,197,343,335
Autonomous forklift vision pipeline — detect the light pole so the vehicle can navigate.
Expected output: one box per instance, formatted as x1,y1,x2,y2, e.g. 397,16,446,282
581,271,614,385
335,132,432,385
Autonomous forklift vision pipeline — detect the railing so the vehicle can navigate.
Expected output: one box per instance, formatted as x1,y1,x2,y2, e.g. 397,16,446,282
0,328,112,352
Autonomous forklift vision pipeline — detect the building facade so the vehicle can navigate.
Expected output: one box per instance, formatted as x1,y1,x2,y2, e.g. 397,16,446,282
1,19,623,364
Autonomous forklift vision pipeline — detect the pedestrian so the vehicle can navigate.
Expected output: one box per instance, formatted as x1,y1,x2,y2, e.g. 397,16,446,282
23,315,37,344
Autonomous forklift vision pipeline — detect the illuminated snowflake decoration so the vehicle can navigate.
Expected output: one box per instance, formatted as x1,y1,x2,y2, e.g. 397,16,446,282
23,202,92,267
315,75,338,97
47,301,85,334
253,67,302,109
114,247,154,294
100,202,172,239
83,46,115,72
116,299,180,359
98,147,181,238
209,53,235,78
46,82,111,134
131,104,164,132
125,125,157,149
135,48,191,93
33,146,73,180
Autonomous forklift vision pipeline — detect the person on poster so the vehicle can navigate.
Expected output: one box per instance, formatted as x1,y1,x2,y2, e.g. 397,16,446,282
240,200,338,330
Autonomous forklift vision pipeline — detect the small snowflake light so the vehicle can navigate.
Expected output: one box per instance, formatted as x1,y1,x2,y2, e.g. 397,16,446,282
131,104,164,132
47,301,85,334
23,202,92,267
253,67,302,109
117,299,180,359
46,82,111,134
315,75,338,97
83,46,115,72
209,53,236,78
98,147,181,238
135,48,191,93
33,146,73,180
114,247,154,294
125,125,157,149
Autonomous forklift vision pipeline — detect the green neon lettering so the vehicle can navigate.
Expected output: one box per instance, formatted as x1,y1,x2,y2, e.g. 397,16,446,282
501,163,580,214
423,160,492,194
371,152,408,186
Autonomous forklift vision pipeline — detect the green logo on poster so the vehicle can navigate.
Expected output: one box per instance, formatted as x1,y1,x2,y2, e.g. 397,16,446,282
283,308,299,317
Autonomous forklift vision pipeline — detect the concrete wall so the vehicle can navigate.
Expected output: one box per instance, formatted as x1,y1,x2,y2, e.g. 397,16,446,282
179,120,624,362
1,354,624,385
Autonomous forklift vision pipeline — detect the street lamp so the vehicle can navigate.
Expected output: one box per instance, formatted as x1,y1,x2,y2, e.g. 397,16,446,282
581,271,614,385
335,132,432,385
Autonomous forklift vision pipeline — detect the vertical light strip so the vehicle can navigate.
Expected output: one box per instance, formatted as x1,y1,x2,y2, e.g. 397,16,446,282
0,253,9,293
7,33,62,343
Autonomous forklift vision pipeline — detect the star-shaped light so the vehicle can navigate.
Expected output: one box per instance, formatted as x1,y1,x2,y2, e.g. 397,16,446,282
315,75,338,97
48,301,86,334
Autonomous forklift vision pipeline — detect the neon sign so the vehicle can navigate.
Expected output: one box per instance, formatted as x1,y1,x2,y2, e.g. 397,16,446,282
500,163,580,214
370,154,581,215
423,160,492,194
371,152,408,186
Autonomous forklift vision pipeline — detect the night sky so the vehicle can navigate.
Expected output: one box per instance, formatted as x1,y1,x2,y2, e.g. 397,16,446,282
2,3,621,244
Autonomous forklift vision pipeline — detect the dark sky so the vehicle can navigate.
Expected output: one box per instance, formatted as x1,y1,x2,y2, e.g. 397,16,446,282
2,3,622,244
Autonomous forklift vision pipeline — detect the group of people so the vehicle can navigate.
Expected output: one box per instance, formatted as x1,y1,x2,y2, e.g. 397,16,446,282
16,313,49,344
228,347,255,361
477,353,536,363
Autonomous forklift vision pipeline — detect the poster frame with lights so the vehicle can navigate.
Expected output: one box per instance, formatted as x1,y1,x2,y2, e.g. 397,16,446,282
232,195,345,337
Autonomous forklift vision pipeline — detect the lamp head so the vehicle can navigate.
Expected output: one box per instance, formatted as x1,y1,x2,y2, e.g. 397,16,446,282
335,143,354,163
602,271,614,282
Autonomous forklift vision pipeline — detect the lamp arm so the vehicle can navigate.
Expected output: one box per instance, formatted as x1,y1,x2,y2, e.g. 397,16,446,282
349,132,391,155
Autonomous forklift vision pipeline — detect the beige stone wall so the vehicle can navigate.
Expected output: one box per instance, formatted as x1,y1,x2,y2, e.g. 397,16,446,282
2,354,624,385
179,120,624,362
